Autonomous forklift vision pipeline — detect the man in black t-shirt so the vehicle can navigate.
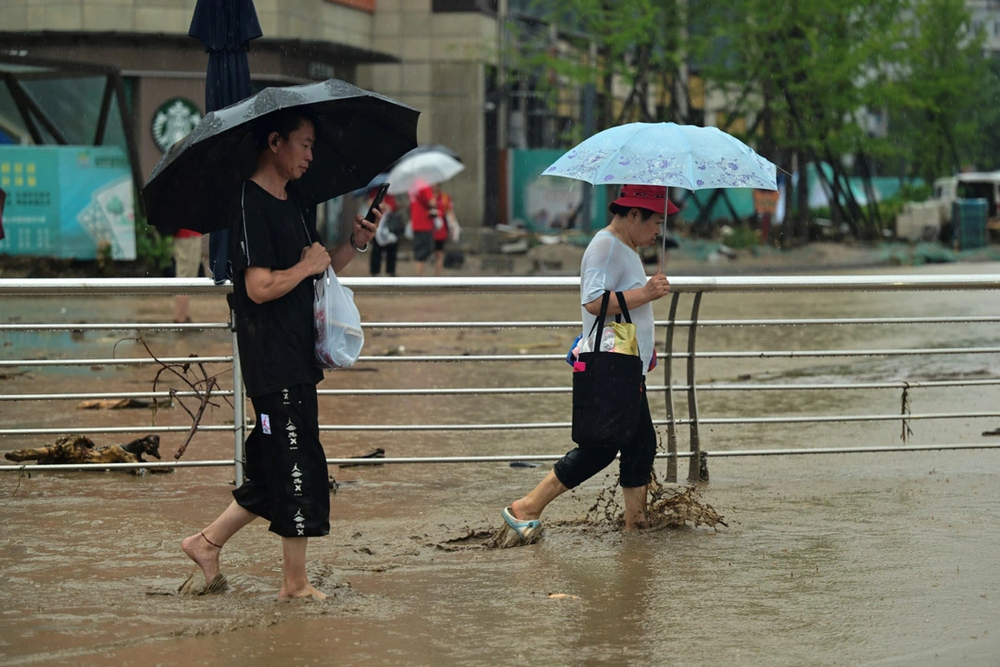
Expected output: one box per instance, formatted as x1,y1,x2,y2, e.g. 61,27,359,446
180,110,380,601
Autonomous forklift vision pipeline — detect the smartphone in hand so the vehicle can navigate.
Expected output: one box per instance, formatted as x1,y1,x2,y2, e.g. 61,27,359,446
365,183,391,223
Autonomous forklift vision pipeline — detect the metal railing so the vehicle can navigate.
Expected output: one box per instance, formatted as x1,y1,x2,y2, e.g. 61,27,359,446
3,274,1000,483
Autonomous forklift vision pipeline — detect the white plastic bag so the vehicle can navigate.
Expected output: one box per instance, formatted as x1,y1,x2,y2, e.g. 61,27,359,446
313,267,364,369
447,211,461,242
374,218,398,247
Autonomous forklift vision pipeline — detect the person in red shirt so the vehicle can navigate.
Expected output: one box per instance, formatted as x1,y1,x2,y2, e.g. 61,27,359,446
409,181,435,276
431,186,454,276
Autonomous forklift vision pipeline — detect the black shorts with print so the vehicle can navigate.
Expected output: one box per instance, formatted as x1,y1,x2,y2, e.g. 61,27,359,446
232,383,330,538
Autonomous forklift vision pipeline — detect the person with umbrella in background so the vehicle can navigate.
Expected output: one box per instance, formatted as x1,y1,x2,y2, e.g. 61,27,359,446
501,185,675,543
386,147,464,276
429,183,456,276
177,109,381,600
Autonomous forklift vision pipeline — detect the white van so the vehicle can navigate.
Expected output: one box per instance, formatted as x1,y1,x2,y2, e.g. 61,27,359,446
930,171,1000,227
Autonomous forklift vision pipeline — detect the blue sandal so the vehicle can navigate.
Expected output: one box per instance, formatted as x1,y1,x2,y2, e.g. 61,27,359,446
502,507,542,541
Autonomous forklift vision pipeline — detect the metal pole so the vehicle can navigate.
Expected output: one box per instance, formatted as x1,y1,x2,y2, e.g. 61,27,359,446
664,292,680,482
686,292,704,483
497,0,508,151
231,309,246,486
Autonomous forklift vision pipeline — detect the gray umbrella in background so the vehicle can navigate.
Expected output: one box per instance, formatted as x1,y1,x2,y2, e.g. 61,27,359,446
188,0,261,283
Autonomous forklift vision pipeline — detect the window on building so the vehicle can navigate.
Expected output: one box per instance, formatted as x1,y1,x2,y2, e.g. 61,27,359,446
433,0,496,12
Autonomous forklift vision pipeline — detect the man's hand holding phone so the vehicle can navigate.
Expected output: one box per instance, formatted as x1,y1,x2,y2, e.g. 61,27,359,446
365,183,390,223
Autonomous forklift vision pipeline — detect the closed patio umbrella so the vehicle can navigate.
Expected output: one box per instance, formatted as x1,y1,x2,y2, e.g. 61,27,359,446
188,0,261,282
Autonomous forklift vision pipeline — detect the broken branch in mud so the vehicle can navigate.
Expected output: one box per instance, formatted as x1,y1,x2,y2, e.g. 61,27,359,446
77,398,172,410
120,335,231,461
4,434,165,473
587,472,727,530
338,447,386,468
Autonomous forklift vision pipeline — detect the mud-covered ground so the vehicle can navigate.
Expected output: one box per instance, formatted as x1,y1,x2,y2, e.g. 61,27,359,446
2,451,998,666
2,263,999,665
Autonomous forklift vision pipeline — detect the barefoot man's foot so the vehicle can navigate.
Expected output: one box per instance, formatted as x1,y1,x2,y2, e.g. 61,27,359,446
278,583,327,602
181,531,222,587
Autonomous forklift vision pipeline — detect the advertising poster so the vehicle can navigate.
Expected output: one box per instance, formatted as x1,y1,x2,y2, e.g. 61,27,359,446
510,149,607,232
0,146,136,260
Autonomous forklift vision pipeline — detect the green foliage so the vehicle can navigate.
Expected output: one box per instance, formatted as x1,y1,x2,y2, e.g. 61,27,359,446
513,0,685,128
134,210,173,276
518,0,989,239
886,0,985,184
723,225,760,249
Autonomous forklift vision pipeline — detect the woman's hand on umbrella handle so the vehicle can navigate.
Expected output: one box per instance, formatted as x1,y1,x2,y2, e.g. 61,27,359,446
642,273,671,302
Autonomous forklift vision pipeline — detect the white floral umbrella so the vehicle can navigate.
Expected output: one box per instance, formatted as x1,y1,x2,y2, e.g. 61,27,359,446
543,122,777,191
544,122,777,271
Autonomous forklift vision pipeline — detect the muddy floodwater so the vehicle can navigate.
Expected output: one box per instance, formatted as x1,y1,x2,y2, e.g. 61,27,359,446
1,263,999,665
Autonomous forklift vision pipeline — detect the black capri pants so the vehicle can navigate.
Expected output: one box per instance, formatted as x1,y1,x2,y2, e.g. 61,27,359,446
553,383,656,489
232,383,330,538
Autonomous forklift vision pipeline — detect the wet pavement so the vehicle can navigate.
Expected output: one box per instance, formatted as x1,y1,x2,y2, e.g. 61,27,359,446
1,263,999,665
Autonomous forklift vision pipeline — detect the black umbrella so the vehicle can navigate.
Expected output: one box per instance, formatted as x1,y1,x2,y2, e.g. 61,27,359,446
188,0,261,283
141,79,420,236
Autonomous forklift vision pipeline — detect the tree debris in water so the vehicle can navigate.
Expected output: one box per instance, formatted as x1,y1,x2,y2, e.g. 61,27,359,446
588,473,727,529
4,434,167,473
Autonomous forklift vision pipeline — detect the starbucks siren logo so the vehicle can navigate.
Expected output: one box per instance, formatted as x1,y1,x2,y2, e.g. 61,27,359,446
151,98,201,152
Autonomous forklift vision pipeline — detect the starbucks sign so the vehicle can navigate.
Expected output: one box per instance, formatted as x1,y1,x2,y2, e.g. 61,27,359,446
151,98,201,152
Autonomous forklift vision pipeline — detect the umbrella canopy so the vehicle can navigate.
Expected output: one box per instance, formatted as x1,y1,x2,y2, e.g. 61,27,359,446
386,152,465,195
395,143,462,164
542,122,777,191
142,79,419,235
360,144,462,193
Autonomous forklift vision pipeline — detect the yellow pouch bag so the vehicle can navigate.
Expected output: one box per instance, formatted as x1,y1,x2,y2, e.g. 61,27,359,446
584,321,638,356
609,321,638,356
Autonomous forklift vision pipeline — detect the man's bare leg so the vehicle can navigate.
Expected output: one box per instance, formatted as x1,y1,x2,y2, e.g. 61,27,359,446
509,469,568,521
622,485,648,530
414,260,426,277
434,250,444,276
181,500,256,586
278,537,327,601
174,294,190,323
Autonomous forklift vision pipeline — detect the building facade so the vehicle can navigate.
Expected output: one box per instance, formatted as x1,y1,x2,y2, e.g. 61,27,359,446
1,0,503,230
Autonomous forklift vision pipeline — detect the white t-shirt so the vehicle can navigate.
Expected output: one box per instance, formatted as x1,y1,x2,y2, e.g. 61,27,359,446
580,229,654,376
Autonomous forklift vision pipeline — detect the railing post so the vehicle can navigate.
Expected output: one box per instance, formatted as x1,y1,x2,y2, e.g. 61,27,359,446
686,292,705,483
663,292,680,483
230,308,246,487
